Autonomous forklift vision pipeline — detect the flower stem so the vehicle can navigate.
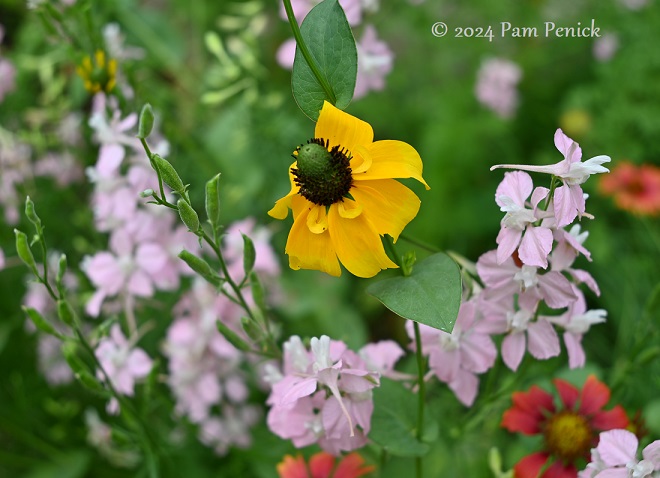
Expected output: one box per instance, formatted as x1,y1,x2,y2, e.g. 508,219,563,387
413,321,426,478
282,0,337,106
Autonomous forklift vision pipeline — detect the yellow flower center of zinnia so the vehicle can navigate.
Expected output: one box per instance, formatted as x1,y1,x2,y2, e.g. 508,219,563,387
291,137,353,206
543,410,593,462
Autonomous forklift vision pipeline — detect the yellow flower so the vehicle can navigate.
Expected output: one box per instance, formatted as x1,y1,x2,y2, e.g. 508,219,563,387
76,50,117,94
269,101,429,278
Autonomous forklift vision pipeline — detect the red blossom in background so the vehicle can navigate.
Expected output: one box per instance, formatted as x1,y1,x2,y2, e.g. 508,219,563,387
501,375,629,478
599,161,660,216
277,452,375,478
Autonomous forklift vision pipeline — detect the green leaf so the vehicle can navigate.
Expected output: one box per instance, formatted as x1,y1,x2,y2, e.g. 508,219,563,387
369,380,430,457
291,0,357,120
366,253,461,333
242,233,256,277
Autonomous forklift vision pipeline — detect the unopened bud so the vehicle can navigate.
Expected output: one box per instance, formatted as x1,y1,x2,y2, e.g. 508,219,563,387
177,199,200,233
151,154,185,194
137,103,155,139
140,189,154,198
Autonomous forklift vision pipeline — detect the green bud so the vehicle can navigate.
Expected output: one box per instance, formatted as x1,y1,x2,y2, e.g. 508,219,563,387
178,250,221,287
23,306,64,339
151,154,185,194
241,316,263,342
57,299,77,327
25,196,41,228
14,229,38,274
242,233,256,277
216,320,252,352
137,103,155,139
56,254,67,290
205,174,221,228
61,341,87,376
75,371,105,393
177,199,200,233
249,271,266,312
140,189,154,198
401,250,417,277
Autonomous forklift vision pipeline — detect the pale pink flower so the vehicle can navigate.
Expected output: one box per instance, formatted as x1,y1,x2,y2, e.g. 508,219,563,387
223,217,280,280
95,324,153,401
0,57,16,103
593,33,619,62
0,139,32,224
38,334,74,385
491,129,611,227
580,429,660,478
276,38,297,69
279,0,362,26
495,171,553,268
198,405,262,455
475,58,522,118
34,151,83,186
354,25,393,100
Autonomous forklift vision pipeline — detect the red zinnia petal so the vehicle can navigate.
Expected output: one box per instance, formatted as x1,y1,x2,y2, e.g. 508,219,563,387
514,452,550,478
333,453,376,478
544,460,578,478
553,378,579,410
579,375,610,415
277,455,310,478
591,405,629,431
309,453,336,478
502,386,555,434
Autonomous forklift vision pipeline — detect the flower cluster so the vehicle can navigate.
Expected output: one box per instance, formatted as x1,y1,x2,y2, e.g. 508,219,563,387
80,93,198,317
502,375,629,477
265,334,403,455
410,129,611,407
275,0,393,99
475,58,522,119
580,429,660,478
163,220,279,454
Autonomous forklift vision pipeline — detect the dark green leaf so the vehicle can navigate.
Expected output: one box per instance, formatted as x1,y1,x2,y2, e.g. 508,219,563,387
367,253,461,333
291,0,357,120
369,380,430,457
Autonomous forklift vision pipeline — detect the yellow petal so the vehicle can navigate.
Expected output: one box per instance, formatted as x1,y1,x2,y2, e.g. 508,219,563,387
307,204,329,234
268,162,301,219
337,197,363,219
95,50,105,68
354,140,430,189
327,204,397,278
350,180,421,242
286,208,341,277
315,101,373,153
350,145,372,174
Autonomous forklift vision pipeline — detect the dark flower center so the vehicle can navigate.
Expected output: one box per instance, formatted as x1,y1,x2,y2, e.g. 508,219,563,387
291,138,353,207
543,410,593,463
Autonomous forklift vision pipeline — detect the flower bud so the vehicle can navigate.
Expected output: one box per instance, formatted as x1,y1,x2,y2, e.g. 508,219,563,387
25,196,41,228
57,299,77,327
242,233,256,276
241,316,263,342
137,103,154,139
178,250,221,287
140,189,154,198
23,306,64,339
14,229,38,274
216,320,252,352
151,154,185,194
177,199,200,233
205,174,221,228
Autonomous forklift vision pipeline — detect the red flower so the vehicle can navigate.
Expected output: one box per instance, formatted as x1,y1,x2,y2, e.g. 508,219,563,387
501,375,628,478
599,161,660,216
277,451,375,478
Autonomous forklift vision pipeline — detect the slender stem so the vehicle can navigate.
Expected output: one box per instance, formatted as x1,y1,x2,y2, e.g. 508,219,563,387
282,0,337,105
399,234,440,253
413,321,426,478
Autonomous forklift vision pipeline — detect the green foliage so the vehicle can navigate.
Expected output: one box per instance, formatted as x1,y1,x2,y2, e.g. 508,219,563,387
367,253,462,333
291,0,357,120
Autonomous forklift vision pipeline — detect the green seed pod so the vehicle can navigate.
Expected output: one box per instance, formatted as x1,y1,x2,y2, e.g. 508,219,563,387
242,233,256,277
56,254,67,289
205,174,221,228
23,306,64,339
216,320,252,352
178,250,221,287
152,154,185,194
177,199,200,233
14,229,38,274
241,316,263,342
25,196,41,228
57,299,77,327
137,103,155,139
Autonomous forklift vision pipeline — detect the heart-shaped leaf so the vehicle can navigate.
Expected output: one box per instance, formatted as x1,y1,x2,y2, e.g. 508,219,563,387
367,252,461,333
291,0,357,120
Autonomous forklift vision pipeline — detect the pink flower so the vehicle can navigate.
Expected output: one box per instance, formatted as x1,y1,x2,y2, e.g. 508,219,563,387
354,26,393,100
495,171,553,268
475,58,522,118
0,57,16,103
279,0,363,26
593,33,619,62
491,129,611,227
580,429,660,478
95,325,152,405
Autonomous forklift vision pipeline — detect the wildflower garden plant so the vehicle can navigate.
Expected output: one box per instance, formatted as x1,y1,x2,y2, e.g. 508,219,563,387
1,1,659,478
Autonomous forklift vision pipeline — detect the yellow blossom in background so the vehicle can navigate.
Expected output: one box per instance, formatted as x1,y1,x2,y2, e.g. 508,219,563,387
76,50,117,94
269,101,429,278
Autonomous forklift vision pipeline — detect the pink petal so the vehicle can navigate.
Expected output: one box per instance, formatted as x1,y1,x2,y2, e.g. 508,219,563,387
519,226,553,268
564,332,586,369
570,269,601,296
597,429,638,467
502,333,526,371
461,333,497,373
538,271,577,309
135,243,169,275
593,469,629,478
496,227,522,264
527,320,561,360
280,377,318,405
127,270,154,297
127,349,153,377
448,369,479,407
554,184,579,228
496,171,533,208
642,440,660,469
429,347,459,382
96,144,125,177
